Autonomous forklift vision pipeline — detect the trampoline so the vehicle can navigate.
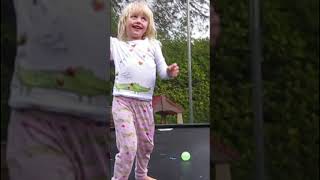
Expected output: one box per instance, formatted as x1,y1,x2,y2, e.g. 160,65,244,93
110,124,210,180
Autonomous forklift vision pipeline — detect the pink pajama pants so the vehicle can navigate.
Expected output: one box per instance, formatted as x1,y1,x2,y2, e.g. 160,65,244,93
6,109,111,180
111,96,155,180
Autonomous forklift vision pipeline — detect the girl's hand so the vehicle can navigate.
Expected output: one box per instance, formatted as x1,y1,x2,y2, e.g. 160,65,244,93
167,63,179,78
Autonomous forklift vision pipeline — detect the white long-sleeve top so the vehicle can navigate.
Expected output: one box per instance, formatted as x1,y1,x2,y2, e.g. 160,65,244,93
9,0,111,121
110,37,170,101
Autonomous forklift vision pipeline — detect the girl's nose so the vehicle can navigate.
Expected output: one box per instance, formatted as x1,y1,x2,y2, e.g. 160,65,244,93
136,17,143,22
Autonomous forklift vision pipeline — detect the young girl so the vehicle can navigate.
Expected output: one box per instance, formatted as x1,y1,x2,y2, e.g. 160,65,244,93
7,0,112,180
110,1,179,180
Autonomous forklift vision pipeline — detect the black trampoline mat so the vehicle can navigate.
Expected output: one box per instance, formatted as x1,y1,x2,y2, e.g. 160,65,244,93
110,125,210,180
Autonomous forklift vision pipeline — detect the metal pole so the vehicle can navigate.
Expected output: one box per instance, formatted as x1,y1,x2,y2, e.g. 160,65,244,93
187,0,194,123
249,0,265,179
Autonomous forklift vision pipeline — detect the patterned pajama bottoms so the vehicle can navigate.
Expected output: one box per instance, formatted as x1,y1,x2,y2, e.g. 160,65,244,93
6,109,111,180
111,96,155,180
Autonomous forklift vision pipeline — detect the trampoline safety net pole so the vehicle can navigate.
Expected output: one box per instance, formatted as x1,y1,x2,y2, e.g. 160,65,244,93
249,0,265,179
187,0,194,123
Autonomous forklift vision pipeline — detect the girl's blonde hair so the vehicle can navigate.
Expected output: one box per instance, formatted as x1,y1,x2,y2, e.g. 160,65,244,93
117,0,157,41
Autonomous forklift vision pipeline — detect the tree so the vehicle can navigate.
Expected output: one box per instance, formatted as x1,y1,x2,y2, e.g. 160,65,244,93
212,0,319,179
111,0,209,39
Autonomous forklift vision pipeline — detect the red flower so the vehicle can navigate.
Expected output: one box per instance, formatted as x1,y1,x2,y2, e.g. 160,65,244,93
65,66,77,77
93,0,104,11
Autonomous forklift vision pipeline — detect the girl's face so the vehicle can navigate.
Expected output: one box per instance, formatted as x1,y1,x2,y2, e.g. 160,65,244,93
126,12,148,40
